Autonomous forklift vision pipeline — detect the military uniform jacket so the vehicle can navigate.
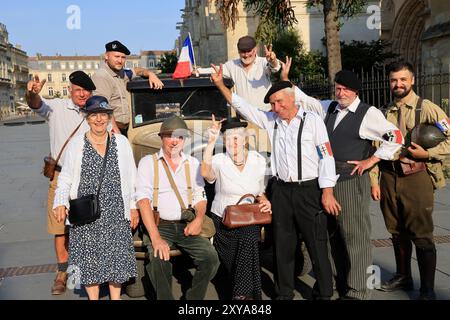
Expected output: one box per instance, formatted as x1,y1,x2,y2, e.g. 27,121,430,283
370,92,450,188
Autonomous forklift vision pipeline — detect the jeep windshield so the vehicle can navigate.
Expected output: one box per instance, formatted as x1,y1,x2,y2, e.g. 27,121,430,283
127,77,234,128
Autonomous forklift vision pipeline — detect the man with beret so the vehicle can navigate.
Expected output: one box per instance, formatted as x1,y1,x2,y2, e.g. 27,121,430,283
282,57,404,299
370,61,450,300
92,40,164,136
26,70,95,295
211,64,341,300
136,116,219,300
222,35,280,111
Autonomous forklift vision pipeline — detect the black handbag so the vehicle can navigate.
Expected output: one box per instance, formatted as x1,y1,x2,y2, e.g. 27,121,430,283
68,134,110,226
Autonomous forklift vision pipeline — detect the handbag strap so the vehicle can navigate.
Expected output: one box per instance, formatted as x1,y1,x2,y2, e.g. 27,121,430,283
236,194,256,205
95,133,110,198
160,158,187,210
55,118,85,165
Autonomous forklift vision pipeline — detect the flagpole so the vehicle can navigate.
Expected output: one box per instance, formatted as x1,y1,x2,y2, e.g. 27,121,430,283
188,32,199,77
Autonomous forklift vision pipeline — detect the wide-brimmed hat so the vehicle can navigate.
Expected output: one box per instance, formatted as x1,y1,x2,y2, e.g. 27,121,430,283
220,117,248,133
83,95,113,114
158,116,190,137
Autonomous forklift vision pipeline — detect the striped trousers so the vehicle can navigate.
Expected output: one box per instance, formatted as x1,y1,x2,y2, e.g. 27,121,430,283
328,173,372,300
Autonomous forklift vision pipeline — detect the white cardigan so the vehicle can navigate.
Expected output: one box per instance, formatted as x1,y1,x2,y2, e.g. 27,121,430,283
53,133,137,222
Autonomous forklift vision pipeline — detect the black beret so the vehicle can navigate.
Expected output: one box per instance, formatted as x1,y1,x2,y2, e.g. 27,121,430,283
105,40,130,55
237,36,256,52
221,117,248,133
69,71,96,91
334,70,362,91
263,81,293,104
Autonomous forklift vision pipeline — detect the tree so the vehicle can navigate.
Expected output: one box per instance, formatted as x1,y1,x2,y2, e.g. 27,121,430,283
159,51,178,74
306,1,367,84
272,28,325,82
341,40,397,72
212,0,368,93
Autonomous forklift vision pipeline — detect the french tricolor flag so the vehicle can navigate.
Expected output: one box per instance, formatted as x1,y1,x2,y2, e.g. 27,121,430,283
172,35,195,79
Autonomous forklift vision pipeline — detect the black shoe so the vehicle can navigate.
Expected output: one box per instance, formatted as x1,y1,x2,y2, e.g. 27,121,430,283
378,274,414,292
417,289,436,300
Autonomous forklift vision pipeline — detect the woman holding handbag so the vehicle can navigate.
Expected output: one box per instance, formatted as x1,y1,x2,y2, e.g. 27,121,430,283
201,115,271,300
53,96,139,300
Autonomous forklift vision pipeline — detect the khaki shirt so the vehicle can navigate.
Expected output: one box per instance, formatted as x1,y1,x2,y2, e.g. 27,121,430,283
92,62,132,125
370,91,450,188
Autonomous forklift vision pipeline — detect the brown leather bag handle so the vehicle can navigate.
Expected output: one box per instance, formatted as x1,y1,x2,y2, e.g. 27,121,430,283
236,194,256,205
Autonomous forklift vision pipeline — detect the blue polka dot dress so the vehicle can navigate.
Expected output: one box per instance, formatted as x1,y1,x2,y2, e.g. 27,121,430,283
69,135,137,285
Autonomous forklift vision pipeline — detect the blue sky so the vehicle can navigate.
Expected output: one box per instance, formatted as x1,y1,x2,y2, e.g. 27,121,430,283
1,0,185,56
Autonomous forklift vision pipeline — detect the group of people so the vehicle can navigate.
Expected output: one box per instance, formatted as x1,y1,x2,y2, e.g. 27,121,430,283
26,36,449,301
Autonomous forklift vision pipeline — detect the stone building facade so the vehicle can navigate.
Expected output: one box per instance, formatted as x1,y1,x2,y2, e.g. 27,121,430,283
0,23,28,117
177,0,381,66
381,0,450,73
28,50,169,100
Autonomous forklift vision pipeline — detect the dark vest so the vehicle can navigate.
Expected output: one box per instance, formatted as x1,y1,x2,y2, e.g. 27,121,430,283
325,101,372,180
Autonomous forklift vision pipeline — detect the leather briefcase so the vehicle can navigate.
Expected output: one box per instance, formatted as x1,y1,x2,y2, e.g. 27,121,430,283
222,194,272,229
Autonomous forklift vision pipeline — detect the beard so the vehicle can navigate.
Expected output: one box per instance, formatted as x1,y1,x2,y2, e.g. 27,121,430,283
240,56,255,66
393,86,412,99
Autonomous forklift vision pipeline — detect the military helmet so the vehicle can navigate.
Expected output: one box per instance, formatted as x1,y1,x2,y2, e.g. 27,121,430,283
158,116,190,137
411,123,446,149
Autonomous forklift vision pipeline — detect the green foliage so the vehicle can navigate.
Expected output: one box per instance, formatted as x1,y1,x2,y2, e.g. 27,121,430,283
211,0,297,31
341,40,397,71
244,0,297,29
271,28,325,82
159,51,178,74
306,0,367,21
317,39,397,76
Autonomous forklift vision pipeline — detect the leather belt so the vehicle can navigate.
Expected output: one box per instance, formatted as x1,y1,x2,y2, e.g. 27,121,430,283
159,219,186,225
379,160,403,174
275,177,318,187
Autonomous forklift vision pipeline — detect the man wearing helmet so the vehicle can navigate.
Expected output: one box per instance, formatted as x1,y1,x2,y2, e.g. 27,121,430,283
371,61,450,300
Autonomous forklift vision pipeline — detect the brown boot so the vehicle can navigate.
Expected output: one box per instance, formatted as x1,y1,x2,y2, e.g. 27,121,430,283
51,271,68,295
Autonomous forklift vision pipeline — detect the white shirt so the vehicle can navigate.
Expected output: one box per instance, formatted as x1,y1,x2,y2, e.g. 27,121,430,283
223,56,281,111
36,98,90,166
231,94,338,188
53,133,137,223
294,87,403,160
135,150,207,221
208,151,267,218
